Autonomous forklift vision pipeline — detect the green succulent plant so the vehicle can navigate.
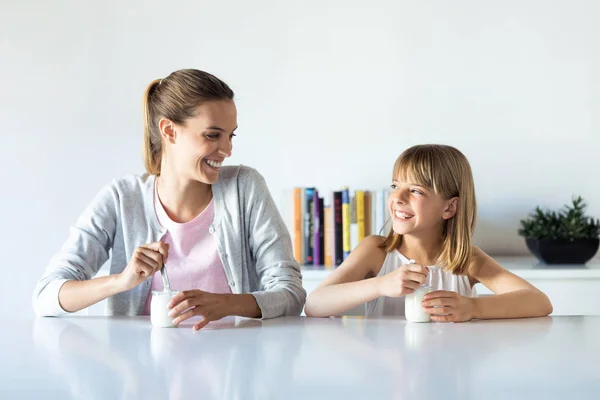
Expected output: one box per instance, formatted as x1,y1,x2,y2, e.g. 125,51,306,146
518,196,600,240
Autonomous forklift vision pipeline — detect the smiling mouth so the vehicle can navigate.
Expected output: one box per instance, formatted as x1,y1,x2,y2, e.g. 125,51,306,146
204,159,222,169
393,210,414,220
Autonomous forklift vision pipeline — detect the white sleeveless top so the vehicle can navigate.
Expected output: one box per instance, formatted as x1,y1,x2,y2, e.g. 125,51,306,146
365,250,477,317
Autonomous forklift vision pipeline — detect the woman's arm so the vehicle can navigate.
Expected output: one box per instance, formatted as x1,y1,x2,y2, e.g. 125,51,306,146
304,235,388,317
241,168,306,318
469,247,553,319
33,183,119,316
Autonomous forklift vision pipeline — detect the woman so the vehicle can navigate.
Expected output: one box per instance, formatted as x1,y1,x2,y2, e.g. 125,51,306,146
33,69,305,330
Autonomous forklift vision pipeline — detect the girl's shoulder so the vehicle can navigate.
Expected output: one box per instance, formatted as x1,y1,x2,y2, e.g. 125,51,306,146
361,235,388,253
355,235,389,277
466,246,498,284
317,235,389,285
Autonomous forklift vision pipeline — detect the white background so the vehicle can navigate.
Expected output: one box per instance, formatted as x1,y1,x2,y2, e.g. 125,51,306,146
2,0,599,317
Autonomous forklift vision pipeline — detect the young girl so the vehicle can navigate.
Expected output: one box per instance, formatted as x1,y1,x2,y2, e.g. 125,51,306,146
305,144,552,321
33,69,305,330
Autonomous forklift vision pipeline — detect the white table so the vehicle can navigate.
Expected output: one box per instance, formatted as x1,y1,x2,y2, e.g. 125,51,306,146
303,256,600,315
2,315,599,399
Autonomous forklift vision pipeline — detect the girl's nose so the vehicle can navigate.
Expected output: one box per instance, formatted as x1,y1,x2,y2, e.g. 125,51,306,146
390,190,407,204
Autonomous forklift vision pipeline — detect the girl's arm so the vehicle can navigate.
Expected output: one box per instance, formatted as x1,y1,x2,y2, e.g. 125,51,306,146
469,247,553,319
304,236,388,317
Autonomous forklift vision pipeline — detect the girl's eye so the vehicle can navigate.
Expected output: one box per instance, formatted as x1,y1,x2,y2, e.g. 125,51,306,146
411,189,424,195
390,184,398,190
206,133,220,140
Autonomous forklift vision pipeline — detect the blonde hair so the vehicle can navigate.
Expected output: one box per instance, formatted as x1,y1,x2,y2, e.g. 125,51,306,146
142,69,234,175
379,144,477,275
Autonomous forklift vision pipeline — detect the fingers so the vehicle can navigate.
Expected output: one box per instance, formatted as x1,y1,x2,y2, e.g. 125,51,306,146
135,250,161,271
140,241,170,264
171,308,202,326
431,315,456,323
404,271,427,285
421,296,457,308
423,290,456,300
406,263,429,275
168,290,204,316
132,252,155,278
402,280,422,291
424,306,454,315
168,290,201,308
193,317,210,331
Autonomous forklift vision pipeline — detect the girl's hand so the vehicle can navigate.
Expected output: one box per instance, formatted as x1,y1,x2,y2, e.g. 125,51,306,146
168,290,232,331
377,263,429,298
421,290,475,322
117,242,169,292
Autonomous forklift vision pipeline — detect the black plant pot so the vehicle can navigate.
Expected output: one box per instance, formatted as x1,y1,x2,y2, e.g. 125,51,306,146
525,238,600,265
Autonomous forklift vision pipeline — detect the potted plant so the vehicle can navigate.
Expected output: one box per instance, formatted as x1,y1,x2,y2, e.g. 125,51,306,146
518,196,600,265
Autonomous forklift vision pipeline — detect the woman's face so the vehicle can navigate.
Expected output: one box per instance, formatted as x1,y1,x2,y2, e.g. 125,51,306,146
163,100,237,184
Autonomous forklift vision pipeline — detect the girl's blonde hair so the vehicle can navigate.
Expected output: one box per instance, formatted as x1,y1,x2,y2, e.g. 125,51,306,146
142,69,234,175
379,144,477,275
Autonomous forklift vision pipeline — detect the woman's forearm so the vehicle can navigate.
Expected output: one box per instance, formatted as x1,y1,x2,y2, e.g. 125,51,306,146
228,294,262,318
471,289,553,319
58,275,125,313
305,277,382,317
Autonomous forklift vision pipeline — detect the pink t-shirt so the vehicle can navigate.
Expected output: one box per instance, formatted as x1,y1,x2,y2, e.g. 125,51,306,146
143,186,232,315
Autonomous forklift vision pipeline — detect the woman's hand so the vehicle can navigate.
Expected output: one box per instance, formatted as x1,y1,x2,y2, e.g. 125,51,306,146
421,290,475,322
116,242,169,292
168,290,233,331
377,263,429,298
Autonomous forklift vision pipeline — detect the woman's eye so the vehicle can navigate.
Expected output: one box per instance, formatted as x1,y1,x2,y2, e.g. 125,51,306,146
206,133,219,140
390,184,397,190
229,133,237,140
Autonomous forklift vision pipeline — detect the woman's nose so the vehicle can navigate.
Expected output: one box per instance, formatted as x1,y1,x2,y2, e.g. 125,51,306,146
218,137,232,158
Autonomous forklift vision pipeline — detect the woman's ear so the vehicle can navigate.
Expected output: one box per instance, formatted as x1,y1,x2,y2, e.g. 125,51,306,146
442,197,459,220
159,118,176,144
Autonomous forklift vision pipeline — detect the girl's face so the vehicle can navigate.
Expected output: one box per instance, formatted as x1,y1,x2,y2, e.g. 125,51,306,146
162,100,237,184
388,174,458,238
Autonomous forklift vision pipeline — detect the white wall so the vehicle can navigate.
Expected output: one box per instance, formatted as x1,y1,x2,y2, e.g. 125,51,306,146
2,0,599,317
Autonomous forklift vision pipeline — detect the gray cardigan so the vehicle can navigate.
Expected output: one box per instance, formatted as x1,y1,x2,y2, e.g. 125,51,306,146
33,165,306,319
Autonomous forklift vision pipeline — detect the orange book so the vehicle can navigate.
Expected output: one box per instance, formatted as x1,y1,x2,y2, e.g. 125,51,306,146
324,206,333,268
293,188,303,263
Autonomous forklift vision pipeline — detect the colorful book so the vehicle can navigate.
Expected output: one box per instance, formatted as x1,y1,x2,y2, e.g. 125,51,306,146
356,190,365,242
342,188,351,260
364,190,372,237
293,188,303,263
313,190,321,266
318,196,324,265
324,205,333,268
333,191,343,265
304,188,315,265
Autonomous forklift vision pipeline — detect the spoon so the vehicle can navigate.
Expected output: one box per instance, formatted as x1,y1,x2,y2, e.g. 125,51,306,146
160,263,171,292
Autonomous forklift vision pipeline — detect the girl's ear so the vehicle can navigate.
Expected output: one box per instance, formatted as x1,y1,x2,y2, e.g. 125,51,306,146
442,197,459,220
